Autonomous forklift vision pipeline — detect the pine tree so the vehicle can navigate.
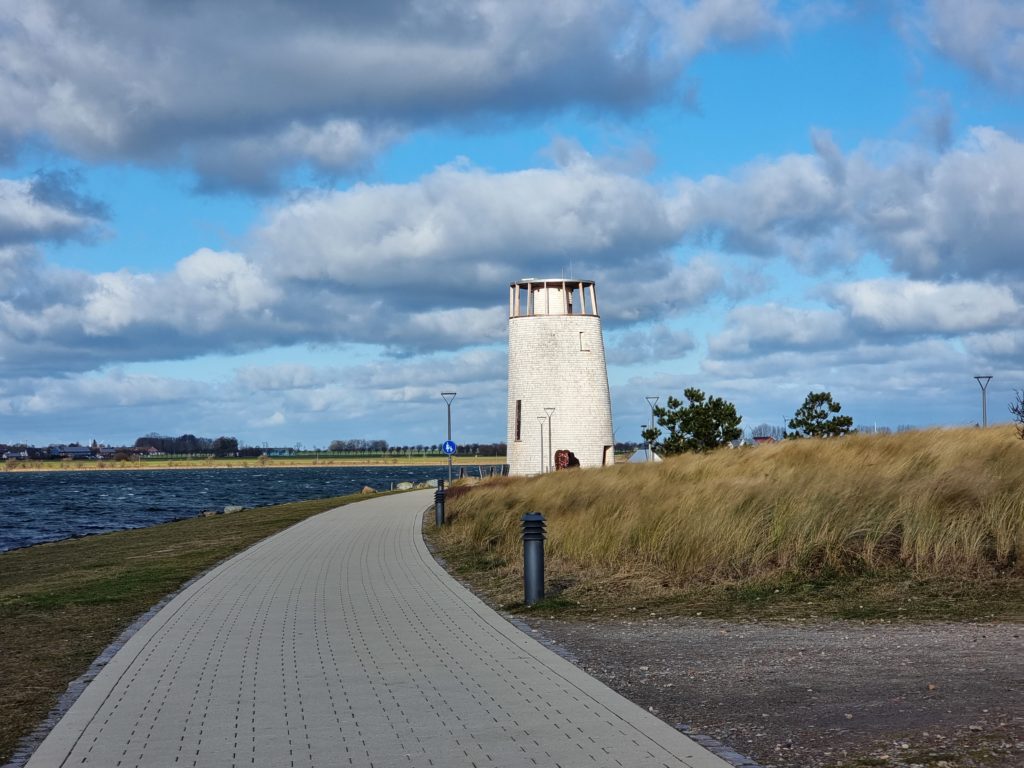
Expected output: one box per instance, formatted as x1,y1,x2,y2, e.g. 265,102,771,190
649,388,742,454
788,392,853,438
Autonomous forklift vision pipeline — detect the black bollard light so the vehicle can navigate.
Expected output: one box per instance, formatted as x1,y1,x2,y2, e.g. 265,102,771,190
434,479,446,527
521,512,546,605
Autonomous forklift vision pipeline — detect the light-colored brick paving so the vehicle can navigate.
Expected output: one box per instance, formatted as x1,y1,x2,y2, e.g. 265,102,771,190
27,490,730,768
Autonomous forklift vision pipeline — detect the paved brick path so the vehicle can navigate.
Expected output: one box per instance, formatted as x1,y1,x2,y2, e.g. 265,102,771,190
27,491,729,768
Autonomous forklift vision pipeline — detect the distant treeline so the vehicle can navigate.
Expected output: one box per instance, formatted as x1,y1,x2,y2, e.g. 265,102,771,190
134,433,243,457
328,439,389,452
130,434,510,458
614,442,644,453
329,439,508,457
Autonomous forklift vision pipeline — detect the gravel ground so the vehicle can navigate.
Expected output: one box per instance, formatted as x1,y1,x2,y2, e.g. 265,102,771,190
520,614,1024,768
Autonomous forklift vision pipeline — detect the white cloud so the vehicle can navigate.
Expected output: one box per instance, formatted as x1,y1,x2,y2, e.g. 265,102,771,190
675,127,1024,280
7,127,1024,379
648,0,786,60
0,172,107,245
708,303,849,358
695,334,994,426
189,121,399,193
5,4,1023,443
3,155,718,373
598,257,726,324
0,0,786,190
606,323,696,365
0,370,206,416
697,274,1024,429
226,348,510,438
402,307,506,349
964,329,1024,367
886,127,1024,279
833,278,1020,334
672,133,858,267
250,410,287,428
618,328,991,434
255,157,681,288
235,364,331,393
75,249,279,337
0,247,283,375
707,277,1021,369
79,271,156,336
173,249,281,322
922,0,1024,90
0,346,513,445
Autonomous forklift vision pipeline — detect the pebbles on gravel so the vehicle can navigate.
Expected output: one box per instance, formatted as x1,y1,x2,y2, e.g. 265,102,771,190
520,616,1024,768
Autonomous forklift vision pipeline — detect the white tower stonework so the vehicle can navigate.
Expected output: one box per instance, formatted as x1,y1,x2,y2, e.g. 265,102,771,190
507,278,614,476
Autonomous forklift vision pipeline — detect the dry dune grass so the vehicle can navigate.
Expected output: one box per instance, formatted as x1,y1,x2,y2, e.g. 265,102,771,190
438,426,1024,608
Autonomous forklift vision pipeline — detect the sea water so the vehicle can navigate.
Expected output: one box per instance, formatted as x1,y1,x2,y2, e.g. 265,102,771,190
0,466,447,552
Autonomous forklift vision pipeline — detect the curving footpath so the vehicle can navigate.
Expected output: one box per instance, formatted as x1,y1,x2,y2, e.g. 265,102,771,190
27,490,730,768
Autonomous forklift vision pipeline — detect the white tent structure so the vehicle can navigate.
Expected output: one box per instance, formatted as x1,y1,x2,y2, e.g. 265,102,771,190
627,447,662,463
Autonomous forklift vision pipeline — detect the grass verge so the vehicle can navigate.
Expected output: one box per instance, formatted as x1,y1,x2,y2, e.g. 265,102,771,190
0,493,370,764
427,524,1024,622
428,426,1024,621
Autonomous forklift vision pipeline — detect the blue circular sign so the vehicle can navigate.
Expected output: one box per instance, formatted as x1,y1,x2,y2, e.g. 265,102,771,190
442,440,457,455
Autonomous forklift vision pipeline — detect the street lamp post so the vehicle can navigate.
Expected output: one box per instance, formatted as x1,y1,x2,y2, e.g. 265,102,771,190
543,407,555,473
538,416,547,474
441,391,456,483
974,376,992,428
645,396,659,461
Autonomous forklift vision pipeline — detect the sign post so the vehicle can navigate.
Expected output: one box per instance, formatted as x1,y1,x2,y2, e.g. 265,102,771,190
441,392,457,484
442,439,457,483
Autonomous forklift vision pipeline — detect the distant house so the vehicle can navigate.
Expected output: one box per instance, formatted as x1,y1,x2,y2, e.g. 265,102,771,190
752,436,777,445
50,445,95,460
3,450,29,460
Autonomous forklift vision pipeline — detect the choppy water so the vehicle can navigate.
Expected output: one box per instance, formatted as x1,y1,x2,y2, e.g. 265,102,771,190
0,466,447,552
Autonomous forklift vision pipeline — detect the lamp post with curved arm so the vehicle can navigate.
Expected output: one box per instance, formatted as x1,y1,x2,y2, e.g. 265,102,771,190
537,416,547,474
543,407,555,472
645,396,659,461
974,376,992,428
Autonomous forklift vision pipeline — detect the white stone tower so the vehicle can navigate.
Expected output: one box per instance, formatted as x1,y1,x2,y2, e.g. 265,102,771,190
507,278,614,475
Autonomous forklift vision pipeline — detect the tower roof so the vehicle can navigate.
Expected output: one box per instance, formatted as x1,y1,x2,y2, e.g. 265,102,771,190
512,277,595,287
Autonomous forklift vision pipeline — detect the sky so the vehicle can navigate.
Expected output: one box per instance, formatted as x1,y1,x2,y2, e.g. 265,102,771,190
2,0,1024,449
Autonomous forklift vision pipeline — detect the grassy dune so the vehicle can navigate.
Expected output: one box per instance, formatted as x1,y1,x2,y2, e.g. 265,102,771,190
435,426,1024,618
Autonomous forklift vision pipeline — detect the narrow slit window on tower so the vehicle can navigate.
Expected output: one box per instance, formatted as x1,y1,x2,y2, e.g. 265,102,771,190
515,399,522,441
579,331,590,352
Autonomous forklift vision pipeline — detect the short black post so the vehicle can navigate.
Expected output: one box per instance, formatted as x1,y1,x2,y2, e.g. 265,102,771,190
521,512,546,605
434,479,446,527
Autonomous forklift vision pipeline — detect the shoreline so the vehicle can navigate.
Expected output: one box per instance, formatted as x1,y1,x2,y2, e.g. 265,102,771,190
1,457,508,473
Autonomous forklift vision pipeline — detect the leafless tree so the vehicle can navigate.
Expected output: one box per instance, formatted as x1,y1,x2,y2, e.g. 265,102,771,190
1010,390,1024,439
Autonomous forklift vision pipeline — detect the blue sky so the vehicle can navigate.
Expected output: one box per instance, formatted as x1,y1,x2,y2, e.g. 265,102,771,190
2,0,1024,449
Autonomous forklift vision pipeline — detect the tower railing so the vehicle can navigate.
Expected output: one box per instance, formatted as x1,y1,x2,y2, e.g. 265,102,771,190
509,278,599,318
